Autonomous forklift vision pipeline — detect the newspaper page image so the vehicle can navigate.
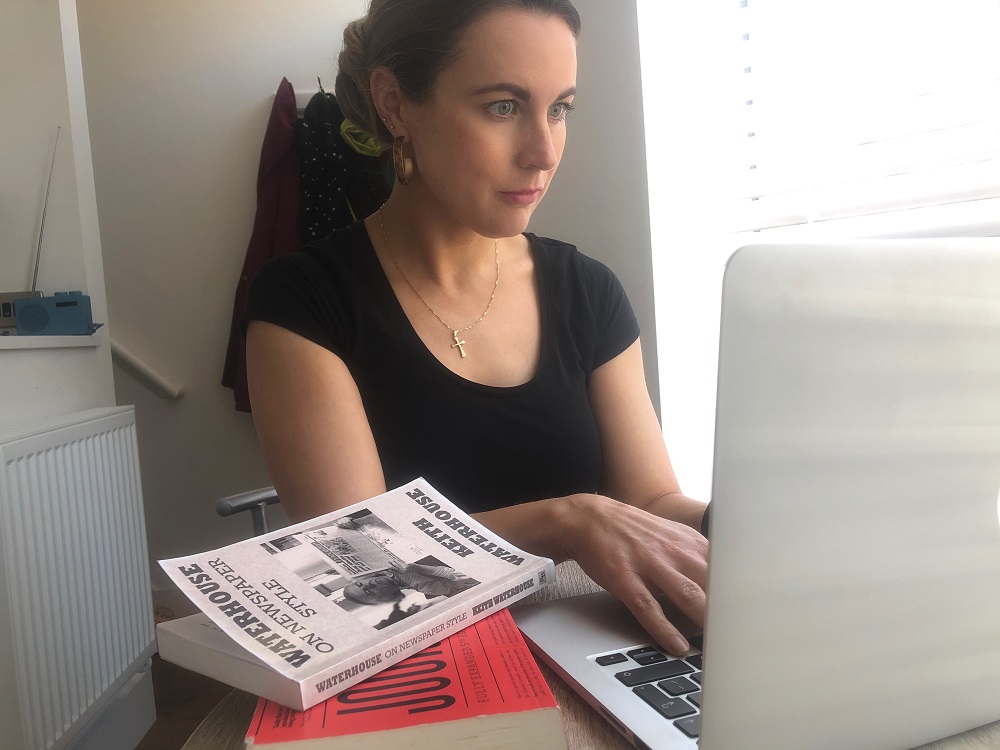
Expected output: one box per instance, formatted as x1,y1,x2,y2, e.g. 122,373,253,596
159,479,552,685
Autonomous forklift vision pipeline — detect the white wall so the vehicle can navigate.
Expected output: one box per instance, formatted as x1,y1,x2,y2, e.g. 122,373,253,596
0,0,114,424
76,0,657,592
637,2,740,502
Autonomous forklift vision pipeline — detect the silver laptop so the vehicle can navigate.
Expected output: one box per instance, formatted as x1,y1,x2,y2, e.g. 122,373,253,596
514,239,1000,750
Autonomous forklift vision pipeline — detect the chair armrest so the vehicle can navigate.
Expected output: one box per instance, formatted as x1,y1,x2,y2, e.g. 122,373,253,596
215,487,279,536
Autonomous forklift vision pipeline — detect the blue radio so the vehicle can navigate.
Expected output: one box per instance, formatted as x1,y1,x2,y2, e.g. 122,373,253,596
14,291,103,336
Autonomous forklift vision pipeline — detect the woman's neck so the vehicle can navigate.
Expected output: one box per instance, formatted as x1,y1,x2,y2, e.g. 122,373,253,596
370,191,500,292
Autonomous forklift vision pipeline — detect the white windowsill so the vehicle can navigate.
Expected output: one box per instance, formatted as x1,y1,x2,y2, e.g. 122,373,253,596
0,334,102,349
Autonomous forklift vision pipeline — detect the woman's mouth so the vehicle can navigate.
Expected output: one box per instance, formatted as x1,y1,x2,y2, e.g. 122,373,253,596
499,188,544,205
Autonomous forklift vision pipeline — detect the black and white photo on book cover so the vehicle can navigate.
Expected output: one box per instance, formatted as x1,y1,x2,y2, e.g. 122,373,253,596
260,509,482,630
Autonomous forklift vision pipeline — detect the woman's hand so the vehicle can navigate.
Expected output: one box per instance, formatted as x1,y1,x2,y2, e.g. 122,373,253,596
474,491,708,656
557,493,708,655
576,337,710,653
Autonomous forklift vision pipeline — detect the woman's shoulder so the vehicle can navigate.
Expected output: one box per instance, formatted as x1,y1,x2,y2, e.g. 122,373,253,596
527,232,579,258
526,232,622,286
296,220,371,265
256,221,373,284
244,221,376,350
528,233,639,366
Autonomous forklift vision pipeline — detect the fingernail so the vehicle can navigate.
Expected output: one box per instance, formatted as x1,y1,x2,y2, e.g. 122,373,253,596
668,636,689,655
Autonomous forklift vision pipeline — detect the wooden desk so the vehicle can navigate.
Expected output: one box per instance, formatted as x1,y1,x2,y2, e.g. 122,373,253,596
181,562,1000,750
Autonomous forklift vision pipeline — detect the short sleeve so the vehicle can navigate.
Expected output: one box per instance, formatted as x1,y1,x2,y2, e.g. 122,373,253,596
241,249,349,356
579,254,640,368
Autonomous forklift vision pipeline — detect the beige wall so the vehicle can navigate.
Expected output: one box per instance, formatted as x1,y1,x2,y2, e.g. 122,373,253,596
0,0,114,424
76,0,656,593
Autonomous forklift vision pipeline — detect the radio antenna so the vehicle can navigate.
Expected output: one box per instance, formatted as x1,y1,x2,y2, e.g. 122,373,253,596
31,125,61,293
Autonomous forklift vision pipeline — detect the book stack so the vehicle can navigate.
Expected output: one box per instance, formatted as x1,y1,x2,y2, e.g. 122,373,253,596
156,480,556,711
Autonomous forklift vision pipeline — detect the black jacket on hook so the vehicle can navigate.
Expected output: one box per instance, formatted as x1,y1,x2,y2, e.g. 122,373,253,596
297,90,391,243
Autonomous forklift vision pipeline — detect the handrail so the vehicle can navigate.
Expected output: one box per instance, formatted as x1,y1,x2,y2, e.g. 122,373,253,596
110,338,184,400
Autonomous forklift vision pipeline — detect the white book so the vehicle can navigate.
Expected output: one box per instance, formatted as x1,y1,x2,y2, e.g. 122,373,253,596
157,479,555,710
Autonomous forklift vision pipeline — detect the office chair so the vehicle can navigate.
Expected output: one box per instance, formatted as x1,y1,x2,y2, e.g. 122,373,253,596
215,486,280,536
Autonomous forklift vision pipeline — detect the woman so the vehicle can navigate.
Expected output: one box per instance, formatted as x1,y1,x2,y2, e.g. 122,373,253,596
244,0,708,656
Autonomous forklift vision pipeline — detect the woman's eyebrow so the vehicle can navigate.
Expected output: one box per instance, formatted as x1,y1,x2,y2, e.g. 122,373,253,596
472,82,531,99
471,83,576,101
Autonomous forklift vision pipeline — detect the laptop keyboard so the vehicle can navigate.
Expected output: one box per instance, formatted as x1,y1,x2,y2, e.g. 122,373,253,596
591,639,704,742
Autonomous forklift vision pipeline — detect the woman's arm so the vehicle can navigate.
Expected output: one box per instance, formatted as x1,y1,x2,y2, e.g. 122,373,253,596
475,338,708,655
581,338,708,649
588,338,708,530
245,321,387,520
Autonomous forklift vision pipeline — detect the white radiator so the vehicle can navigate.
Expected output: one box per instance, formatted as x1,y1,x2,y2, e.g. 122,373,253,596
0,406,156,750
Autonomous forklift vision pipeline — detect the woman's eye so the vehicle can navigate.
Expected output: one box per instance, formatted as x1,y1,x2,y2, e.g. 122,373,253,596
488,100,516,118
549,102,575,121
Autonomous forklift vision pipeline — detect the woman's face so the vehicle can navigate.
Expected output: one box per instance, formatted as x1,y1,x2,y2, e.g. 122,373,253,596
400,9,578,238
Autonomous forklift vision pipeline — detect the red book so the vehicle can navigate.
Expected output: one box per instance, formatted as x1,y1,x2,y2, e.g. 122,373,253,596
244,608,566,748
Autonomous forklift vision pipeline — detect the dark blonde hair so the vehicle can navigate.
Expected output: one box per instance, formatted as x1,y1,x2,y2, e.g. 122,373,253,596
335,0,581,148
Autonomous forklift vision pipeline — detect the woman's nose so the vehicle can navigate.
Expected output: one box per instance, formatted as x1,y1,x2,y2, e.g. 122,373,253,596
519,117,560,172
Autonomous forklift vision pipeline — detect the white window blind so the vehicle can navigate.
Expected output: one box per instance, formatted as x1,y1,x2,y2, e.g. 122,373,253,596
733,0,1000,233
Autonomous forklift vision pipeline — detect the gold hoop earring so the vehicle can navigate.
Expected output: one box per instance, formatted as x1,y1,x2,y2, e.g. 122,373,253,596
393,136,414,185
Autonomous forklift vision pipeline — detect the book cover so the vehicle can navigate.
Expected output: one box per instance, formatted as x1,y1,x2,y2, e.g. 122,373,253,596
245,608,567,749
157,479,556,710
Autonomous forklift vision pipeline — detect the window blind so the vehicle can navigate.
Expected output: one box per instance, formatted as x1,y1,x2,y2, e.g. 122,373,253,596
733,0,1000,232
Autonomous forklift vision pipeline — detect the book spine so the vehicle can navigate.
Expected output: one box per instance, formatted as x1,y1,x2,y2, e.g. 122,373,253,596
465,556,555,620
299,559,555,709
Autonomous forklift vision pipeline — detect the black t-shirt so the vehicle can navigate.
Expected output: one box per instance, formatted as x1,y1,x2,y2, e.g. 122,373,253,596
244,221,639,513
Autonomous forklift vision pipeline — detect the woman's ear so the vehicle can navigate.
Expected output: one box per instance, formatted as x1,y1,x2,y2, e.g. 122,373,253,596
370,67,408,138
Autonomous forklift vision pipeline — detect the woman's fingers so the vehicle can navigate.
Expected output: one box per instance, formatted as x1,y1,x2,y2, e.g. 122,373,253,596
625,565,706,655
565,494,709,655
599,549,706,655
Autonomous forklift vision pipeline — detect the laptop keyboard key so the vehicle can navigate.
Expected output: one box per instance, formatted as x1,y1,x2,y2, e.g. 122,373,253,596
615,658,693,686
685,654,703,669
595,652,629,666
633,685,697,719
634,652,669,665
675,715,701,738
688,690,702,708
627,647,669,665
658,676,699,695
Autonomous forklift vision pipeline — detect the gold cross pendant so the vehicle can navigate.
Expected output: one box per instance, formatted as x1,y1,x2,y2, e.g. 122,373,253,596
451,330,467,358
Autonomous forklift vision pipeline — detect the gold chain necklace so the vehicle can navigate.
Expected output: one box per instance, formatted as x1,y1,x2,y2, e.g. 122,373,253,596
378,208,499,358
